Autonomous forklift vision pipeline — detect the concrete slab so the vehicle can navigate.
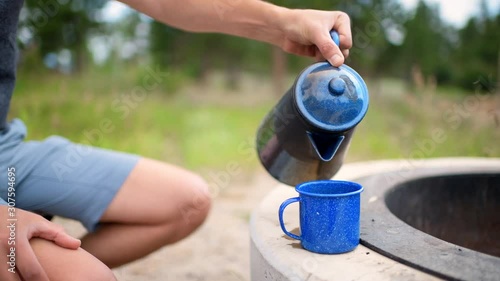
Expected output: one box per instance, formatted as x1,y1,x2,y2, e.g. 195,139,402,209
250,158,500,281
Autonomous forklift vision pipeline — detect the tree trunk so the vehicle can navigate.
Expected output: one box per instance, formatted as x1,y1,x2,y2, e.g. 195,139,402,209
272,46,287,96
198,55,211,85
225,62,241,90
497,48,500,96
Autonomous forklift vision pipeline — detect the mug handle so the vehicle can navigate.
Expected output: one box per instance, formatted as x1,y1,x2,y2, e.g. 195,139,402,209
278,197,302,240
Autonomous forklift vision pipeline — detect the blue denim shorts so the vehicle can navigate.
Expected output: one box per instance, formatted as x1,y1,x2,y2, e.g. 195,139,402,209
0,119,139,232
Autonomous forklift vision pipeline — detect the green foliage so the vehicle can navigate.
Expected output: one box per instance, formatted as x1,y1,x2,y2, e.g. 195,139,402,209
16,0,500,93
342,0,406,75
149,20,275,80
453,13,499,91
149,20,183,68
400,1,448,77
10,70,499,172
20,0,107,72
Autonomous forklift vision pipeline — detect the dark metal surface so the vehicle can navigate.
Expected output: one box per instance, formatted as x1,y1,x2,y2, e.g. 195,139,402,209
356,165,500,281
255,34,369,187
255,83,354,186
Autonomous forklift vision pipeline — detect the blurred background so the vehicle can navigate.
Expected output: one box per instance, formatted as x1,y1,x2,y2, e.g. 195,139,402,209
10,0,499,173
9,0,499,279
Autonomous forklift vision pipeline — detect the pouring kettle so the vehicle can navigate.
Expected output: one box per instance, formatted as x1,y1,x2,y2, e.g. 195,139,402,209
256,31,369,186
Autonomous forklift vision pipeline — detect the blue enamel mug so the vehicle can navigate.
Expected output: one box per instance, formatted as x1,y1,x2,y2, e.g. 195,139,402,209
278,180,363,254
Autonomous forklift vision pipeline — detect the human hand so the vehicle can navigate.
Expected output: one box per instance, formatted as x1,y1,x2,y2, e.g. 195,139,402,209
0,206,81,281
119,0,351,66
276,9,352,67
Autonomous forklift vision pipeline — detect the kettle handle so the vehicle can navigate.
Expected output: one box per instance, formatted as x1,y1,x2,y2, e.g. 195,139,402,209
330,30,340,47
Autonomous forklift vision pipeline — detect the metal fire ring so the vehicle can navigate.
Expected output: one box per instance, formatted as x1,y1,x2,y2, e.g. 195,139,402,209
356,165,500,281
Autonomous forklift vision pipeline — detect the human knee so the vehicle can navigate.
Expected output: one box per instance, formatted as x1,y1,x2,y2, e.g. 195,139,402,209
87,264,117,281
177,174,211,227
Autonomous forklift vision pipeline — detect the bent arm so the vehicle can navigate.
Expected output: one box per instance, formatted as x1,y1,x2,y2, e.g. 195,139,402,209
118,0,352,66
120,0,284,45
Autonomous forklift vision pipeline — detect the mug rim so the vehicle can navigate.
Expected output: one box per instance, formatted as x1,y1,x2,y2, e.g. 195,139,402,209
295,179,363,197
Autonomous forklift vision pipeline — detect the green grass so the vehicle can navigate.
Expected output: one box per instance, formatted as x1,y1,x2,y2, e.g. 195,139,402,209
10,67,272,171
350,79,499,160
9,67,499,174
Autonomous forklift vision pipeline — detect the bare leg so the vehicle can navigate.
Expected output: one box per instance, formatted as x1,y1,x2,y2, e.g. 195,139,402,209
80,158,211,268
29,238,115,281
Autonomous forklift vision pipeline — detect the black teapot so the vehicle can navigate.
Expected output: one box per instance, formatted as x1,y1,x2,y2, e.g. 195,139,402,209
256,31,369,186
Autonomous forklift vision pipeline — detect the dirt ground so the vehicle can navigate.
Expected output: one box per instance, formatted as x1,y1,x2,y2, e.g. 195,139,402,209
54,170,277,281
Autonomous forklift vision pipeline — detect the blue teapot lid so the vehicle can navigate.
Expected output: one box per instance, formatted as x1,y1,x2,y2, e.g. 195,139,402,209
294,63,369,132
294,32,369,132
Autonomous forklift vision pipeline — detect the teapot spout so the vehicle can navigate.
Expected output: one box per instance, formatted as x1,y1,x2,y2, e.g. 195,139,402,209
307,132,344,162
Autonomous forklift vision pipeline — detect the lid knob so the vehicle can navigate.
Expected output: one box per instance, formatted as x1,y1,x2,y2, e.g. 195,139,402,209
328,77,346,96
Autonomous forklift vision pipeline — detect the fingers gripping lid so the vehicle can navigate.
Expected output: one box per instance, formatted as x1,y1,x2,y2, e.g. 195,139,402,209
294,31,369,132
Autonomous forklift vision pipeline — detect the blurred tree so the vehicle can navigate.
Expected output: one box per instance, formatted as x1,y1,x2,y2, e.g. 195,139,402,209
343,0,406,77
454,18,484,90
150,19,272,90
17,0,498,93
453,0,499,92
148,0,409,91
149,20,182,68
397,0,452,87
20,0,107,73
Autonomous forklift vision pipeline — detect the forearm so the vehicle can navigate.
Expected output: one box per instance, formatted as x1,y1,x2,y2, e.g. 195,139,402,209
119,0,288,45
118,0,352,66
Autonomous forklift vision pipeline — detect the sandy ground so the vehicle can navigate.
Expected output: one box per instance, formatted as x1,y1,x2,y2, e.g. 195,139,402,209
54,170,277,281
